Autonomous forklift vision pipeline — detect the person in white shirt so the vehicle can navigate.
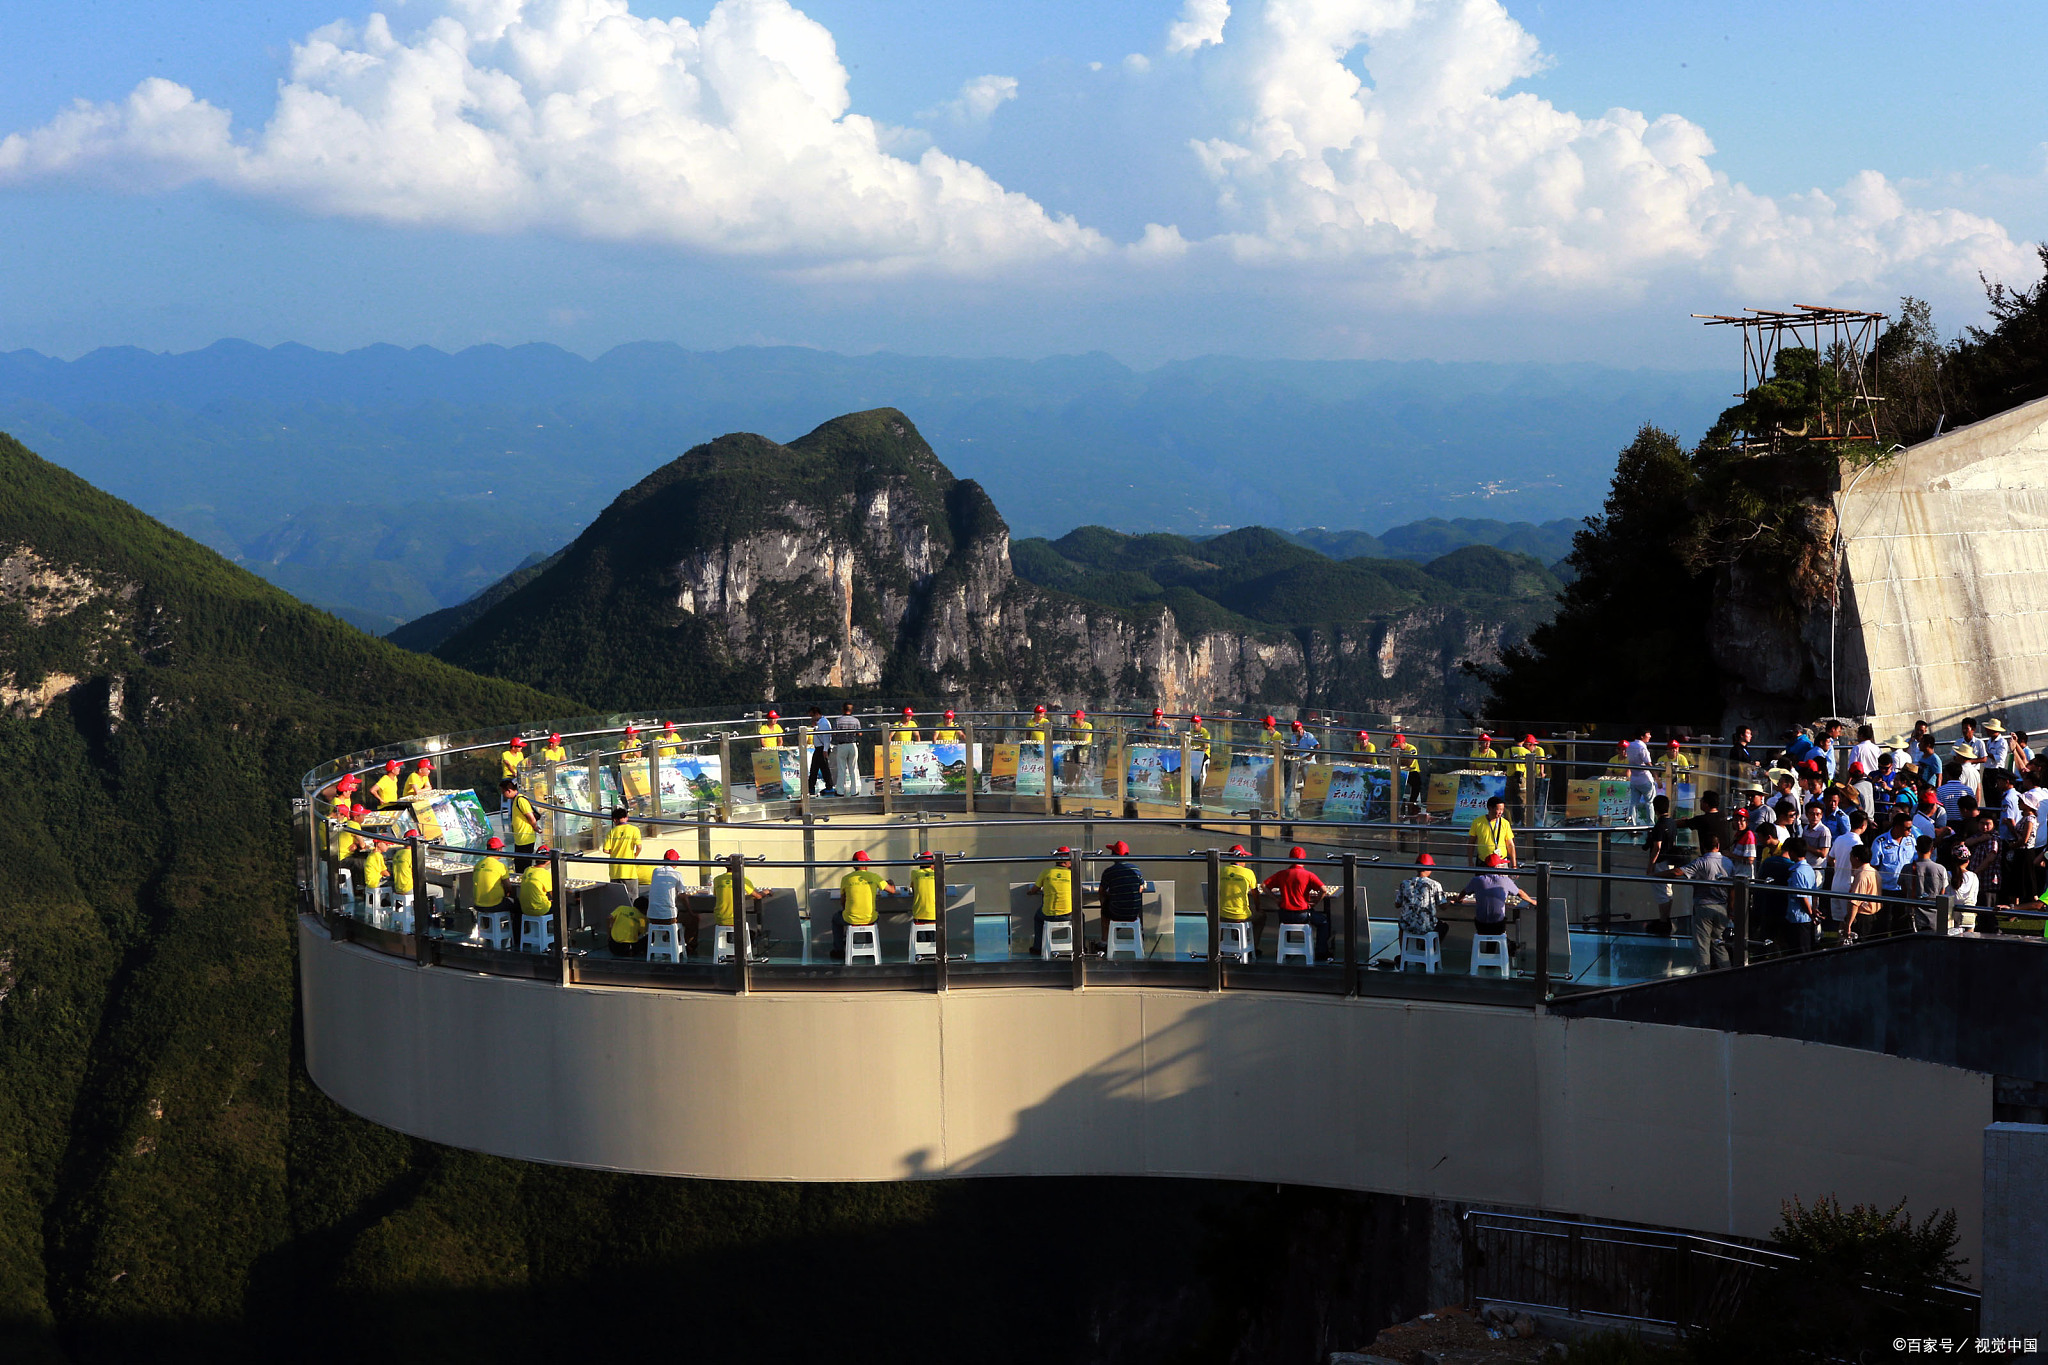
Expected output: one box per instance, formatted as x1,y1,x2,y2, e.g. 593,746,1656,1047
1851,725,1882,781
1955,718,1987,798
648,848,695,955
1625,729,1657,822
1982,717,2011,771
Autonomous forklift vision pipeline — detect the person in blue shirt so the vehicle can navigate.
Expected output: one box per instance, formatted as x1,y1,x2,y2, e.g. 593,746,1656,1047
1095,839,1146,954
1819,790,1852,841
1783,835,1820,954
1867,808,1917,894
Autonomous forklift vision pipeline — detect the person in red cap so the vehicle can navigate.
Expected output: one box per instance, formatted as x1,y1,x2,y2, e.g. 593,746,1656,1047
1218,845,1258,928
1097,839,1145,952
658,721,681,759
1261,845,1330,959
1508,733,1546,822
500,777,540,861
1452,853,1537,944
499,734,527,785
369,759,404,808
1059,708,1093,783
470,835,510,923
1186,714,1213,799
648,846,696,955
516,844,555,939
1386,731,1421,811
932,710,962,744
1355,729,1377,755
402,757,435,801
891,706,921,746
1025,705,1051,748
1395,853,1447,940
542,732,567,764
1027,847,1076,954
835,849,894,958
757,709,785,749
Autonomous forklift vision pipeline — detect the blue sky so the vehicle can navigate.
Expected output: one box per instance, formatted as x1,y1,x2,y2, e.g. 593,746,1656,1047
2,0,2042,365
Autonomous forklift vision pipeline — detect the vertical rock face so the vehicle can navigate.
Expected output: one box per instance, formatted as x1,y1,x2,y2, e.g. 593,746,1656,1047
430,408,1528,714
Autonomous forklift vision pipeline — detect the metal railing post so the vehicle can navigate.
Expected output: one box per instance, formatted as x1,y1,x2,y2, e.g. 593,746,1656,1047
962,722,977,813
410,834,431,965
1936,892,1954,935
1596,829,1613,929
1180,735,1194,817
728,851,750,995
1533,862,1551,998
1043,737,1055,817
645,737,660,818
799,725,814,817
1729,873,1750,968
1207,849,1223,993
1342,852,1358,997
550,846,570,986
717,736,733,822
585,751,603,850
932,849,949,992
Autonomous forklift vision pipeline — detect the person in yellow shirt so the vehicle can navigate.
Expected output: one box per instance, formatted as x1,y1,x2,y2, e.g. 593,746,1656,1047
757,709,785,748
1025,704,1050,744
517,848,554,945
1258,716,1286,755
324,774,359,821
608,899,647,957
471,836,510,917
402,758,434,800
658,721,682,758
499,735,527,784
1027,846,1076,954
1468,732,1499,771
712,864,764,927
909,851,940,922
1218,845,1259,923
359,841,389,918
1509,734,1546,822
1058,709,1093,782
1386,732,1422,813
1469,794,1516,868
540,732,568,766
333,803,364,864
1355,730,1378,755
834,850,894,958
603,808,643,885
501,779,540,859
1663,738,1693,774
890,707,921,744
528,732,567,799
931,710,963,744
370,760,402,808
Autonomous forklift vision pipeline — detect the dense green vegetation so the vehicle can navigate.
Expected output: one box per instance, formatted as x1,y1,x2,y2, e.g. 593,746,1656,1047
1483,257,2048,726
1012,524,1562,630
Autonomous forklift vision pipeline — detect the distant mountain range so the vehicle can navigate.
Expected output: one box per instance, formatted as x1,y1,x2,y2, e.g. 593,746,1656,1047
0,340,1715,631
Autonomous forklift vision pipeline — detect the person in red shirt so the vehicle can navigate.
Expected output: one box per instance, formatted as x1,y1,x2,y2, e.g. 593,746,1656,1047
1261,846,1330,959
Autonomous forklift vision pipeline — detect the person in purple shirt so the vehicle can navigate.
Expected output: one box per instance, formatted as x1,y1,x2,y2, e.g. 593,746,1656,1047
1453,854,1537,936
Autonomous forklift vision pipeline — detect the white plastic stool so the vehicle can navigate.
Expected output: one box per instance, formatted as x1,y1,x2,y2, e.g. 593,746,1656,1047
714,922,759,964
1105,918,1144,960
392,892,416,935
1040,916,1074,959
333,868,354,911
909,920,939,962
1276,921,1315,965
473,909,513,950
645,919,681,963
843,922,881,965
1218,919,1254,963
519,914,555,955
1398,930,1441,973
1470,932,1510,977
363,885,390,928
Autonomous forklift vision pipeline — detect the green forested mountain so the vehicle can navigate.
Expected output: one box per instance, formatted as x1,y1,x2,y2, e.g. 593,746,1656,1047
1011,525,1563,631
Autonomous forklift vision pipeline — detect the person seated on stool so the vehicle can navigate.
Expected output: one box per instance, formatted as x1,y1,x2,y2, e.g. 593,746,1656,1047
1261,846,1331,959
1395,853,1447,944
518,845,555,946
472,836,510,930
1452,854,1536,953
1028,847,1077,954
713,860,766,952
834,850,894,958
1096,840,1145,953
390,832,416,920
649,848,694,955
603,807,642,889
360,839,389,914
402,758,434,800
1219,845,1258,944
910,851,940,937
608,898,647,957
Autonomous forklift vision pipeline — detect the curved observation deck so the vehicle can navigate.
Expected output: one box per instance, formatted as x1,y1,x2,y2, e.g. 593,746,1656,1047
294,709,1998,1263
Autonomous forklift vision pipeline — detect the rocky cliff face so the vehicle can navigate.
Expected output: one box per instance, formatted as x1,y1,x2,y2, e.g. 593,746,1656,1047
427,409,1530,715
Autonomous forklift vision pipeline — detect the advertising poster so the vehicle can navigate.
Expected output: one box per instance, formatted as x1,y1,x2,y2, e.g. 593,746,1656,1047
1426,773,1460,815
988,742,1020,792
554,764,624,815
1598,777,1636,823
1565,779,1600,823
419,791,493,863
623,754,724,809
1124,745,1183,804
1320,764,1393,821
1450,771,1509,826
897,741,968,794
1015,741,1047,795
1221,751,1275,807
1301,764,1333,803
750,747,803,803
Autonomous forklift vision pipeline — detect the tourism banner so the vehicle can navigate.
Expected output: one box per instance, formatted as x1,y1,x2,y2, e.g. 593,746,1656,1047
750,747,803,803
417,790,493,864
1426,773,1459,815
1015,741,1047,795
553,763,624,816
1220,751,1274,807
988,742,1019,792
1320,764,1393,821
1450,771,1509,826
1124,744,1183,804
898,741,968,794
623,753,723,809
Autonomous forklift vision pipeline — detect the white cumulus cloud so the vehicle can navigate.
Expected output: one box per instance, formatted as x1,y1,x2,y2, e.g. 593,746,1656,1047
1166,0,1231,54
0,0,1101,271
921,74,1019,127
1174,0,2031,302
